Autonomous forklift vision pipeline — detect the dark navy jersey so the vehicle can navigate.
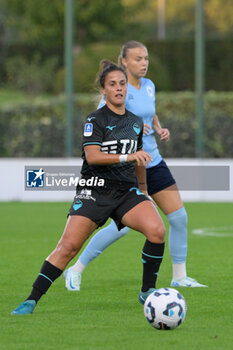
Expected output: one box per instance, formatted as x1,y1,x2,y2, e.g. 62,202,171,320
81,105,144,183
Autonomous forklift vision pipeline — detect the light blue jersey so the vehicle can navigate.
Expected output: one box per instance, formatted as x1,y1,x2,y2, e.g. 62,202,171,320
126,78,162,167
98,77,162,168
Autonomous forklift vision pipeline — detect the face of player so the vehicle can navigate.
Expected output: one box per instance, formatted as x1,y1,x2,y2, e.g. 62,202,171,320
101,70,127,110
122,46,149,79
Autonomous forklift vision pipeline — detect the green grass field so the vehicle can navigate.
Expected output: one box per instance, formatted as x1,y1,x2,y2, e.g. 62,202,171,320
1,202,232,350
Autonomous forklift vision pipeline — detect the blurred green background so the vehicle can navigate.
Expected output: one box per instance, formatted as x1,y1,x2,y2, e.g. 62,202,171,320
0,0,233,157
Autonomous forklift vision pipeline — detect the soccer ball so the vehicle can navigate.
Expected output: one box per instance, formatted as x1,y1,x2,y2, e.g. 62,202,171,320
144,288,187,330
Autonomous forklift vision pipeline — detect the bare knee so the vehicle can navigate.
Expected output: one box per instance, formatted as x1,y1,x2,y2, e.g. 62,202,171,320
55,239,79,260
144,222,165,243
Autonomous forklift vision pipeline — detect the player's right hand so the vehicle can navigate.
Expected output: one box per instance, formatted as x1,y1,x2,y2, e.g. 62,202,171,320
127,151,152,166
143,123,151,135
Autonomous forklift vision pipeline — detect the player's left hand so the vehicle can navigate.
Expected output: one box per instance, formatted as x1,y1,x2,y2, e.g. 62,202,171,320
158,128,170,142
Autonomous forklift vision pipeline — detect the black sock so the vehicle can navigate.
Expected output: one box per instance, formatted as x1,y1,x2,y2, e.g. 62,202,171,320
26,260,63,303
141,240,165,292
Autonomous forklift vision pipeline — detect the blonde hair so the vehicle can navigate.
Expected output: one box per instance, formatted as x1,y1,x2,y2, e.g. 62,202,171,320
118,41,147,67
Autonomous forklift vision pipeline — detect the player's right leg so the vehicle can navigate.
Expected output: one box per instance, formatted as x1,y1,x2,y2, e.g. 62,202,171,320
64,220,129,291
11,216,97,315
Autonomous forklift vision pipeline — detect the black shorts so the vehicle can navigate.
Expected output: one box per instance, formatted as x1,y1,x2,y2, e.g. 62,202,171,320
68,182,149,230
147,160,176,196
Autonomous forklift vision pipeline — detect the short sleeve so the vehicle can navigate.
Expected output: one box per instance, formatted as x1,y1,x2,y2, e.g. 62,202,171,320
82,115,104,147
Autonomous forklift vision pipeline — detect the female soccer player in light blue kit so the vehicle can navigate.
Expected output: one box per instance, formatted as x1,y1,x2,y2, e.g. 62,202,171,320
65,41,207,291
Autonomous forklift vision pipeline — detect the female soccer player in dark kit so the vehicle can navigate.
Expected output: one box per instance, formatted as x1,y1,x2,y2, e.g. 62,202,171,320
11,60,165,315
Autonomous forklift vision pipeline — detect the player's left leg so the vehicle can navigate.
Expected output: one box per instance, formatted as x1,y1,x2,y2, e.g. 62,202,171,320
152,184,207,287
121,200,166,304
11,216,97,315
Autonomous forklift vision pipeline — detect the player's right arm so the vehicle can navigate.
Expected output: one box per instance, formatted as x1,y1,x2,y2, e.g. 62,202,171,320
84,145,152,166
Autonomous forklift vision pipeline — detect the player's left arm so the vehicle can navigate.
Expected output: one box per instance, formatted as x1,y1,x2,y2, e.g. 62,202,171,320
135,124,149,195
134,162,155,204
152,114,170,142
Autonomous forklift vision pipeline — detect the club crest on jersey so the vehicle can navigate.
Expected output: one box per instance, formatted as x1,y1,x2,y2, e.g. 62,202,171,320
146,86,153,97
73,199,83,211
133,123,140,135
84,123,93,137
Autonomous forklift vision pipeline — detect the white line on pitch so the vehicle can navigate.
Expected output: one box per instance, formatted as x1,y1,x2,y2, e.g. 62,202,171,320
192,226,233,237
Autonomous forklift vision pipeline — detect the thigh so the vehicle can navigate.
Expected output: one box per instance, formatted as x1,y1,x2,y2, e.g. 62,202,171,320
112,186,149,230
59,215,98,248
152,184,183,215
121,200,164,235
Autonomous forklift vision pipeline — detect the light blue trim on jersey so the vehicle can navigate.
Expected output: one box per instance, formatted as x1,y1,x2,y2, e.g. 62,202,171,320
129,187,144,195
39,273,53,284
83,142,102,146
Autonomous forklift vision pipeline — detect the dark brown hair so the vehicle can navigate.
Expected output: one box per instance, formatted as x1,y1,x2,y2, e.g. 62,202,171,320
98,59,128,88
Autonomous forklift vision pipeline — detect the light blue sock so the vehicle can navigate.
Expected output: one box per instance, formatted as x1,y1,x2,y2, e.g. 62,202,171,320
167,207,188,264
79,220,129,266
